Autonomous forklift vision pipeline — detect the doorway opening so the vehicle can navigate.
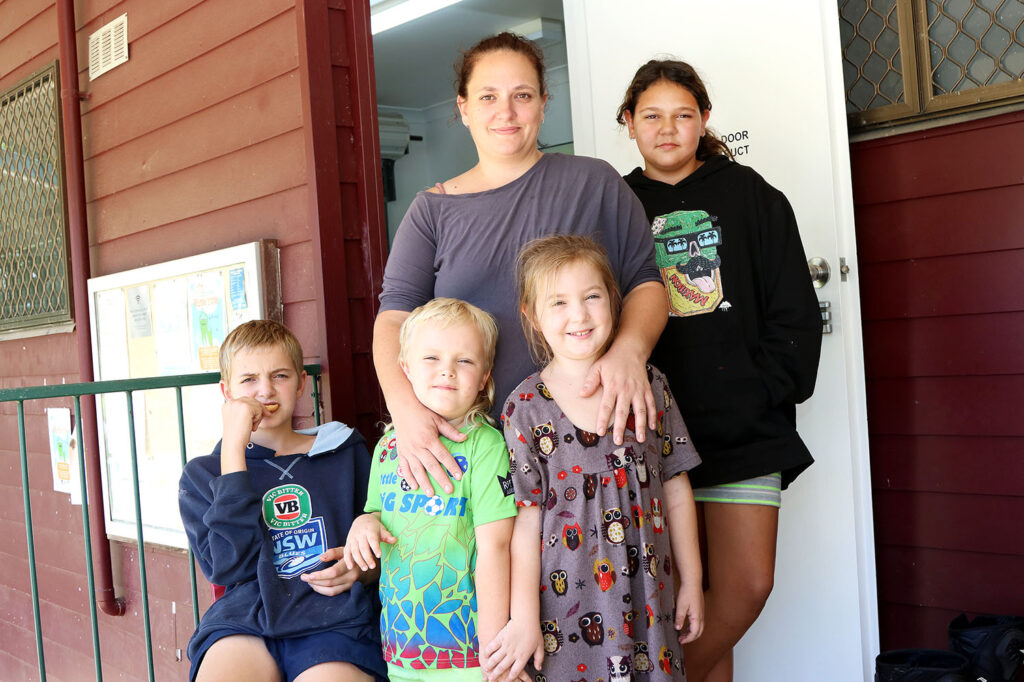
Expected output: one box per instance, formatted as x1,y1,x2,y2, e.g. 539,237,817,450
369,0,573,243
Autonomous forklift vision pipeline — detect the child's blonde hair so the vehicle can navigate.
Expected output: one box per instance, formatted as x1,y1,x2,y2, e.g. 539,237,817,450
516,235,623,366
219,319,304,383
399,298,498,428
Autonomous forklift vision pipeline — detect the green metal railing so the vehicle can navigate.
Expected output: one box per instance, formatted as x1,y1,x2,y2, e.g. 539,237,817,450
0,366,322,681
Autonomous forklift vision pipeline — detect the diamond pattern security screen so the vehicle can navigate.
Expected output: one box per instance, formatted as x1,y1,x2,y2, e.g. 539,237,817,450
0,63,72,332
841,0,909,110
840,0,1024,129
926,0,1024,95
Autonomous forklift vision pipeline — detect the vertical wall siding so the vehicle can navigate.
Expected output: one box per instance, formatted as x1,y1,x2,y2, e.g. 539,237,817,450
0,0,341,678
851,110,1024,650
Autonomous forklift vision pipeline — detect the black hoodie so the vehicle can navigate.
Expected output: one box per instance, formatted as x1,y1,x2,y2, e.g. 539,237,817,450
625,156,822,489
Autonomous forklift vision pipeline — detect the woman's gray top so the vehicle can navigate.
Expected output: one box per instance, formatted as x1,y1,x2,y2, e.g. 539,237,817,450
379,153,661,415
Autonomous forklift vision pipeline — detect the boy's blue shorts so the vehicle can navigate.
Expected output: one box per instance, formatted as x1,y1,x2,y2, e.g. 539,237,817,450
191,627,387,682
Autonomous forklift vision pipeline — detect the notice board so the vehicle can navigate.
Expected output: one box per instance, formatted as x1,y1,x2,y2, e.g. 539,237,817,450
87,241,281,548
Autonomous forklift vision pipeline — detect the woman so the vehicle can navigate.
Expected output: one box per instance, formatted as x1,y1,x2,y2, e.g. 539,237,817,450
373,32,668,495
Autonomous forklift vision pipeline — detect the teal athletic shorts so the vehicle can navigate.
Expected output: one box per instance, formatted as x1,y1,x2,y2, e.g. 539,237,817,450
692,472,782,507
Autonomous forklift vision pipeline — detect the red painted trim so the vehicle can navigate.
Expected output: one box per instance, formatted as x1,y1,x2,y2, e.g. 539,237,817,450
852,109,1024,151
341,0,387,421
295,0,356,423
344,0,387,305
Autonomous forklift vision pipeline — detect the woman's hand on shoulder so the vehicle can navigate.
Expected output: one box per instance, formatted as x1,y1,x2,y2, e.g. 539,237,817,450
579,344,657,445
391,394,467,496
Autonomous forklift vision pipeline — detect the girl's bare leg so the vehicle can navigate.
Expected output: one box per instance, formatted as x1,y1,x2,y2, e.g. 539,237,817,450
683,502,778,682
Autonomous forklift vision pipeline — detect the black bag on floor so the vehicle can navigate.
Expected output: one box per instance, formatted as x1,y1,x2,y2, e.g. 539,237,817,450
948,613,1024,682
875,649,970,682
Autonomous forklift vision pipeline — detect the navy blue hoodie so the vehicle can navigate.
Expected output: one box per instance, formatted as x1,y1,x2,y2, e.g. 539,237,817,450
178,422,379,657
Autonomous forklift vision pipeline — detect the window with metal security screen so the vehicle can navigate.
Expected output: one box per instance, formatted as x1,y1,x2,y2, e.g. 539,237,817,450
840,0,1024,129
0,63,72,334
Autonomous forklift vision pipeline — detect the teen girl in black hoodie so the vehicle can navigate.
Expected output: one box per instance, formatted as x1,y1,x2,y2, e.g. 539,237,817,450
618,60,822,682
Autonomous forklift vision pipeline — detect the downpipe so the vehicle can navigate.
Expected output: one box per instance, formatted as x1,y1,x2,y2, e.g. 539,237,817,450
56,0,126,617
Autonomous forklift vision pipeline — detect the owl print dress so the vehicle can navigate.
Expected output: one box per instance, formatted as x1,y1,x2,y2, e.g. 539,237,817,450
502,366,701,682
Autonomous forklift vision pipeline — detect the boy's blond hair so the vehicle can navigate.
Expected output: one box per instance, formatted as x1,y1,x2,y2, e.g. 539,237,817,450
218,319,305,383
398,298,498,428
516,235,623,366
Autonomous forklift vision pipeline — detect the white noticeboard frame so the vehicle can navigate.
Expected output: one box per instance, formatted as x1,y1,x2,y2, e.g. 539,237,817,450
87,241,281,549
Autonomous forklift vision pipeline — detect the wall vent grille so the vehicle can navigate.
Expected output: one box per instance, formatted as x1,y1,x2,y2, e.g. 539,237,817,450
88,14,129,81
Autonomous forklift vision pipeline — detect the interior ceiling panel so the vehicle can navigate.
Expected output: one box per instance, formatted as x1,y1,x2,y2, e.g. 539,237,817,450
372,0,566,109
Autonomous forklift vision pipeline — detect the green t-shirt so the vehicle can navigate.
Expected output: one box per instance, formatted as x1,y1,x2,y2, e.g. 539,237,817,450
365,423,517,670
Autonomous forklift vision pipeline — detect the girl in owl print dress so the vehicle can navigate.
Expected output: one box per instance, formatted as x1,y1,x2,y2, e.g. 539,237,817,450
483,235,703,682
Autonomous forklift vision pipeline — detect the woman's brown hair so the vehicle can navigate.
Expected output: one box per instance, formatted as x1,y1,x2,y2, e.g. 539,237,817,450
616,59,733,161
454,31,548,99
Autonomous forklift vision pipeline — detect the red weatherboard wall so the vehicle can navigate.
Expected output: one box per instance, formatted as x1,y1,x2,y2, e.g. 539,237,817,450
0,0,383,678
851,110,1024,649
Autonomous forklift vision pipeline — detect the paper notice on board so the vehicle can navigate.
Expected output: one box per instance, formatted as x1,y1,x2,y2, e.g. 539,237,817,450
96,289,130,380
189,271,226,371
153,278,193,374
47,408,73,495
228,266,248,325
126,285,153,338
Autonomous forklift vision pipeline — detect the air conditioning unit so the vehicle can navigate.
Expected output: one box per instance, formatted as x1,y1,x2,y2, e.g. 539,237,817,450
378,111,410,160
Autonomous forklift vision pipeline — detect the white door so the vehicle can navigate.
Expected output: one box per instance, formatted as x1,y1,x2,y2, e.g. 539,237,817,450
564,1,877,679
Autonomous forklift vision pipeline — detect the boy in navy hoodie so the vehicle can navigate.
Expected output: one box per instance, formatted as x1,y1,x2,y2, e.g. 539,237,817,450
178,320,386,682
